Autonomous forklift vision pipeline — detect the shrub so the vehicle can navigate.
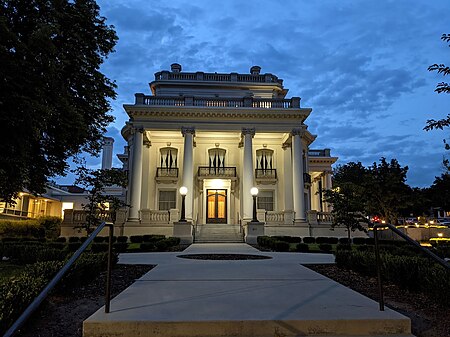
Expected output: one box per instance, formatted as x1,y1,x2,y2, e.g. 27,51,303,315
165,237,181,246
36,216,62,238
140,243,155,252
67,242,82,252
319,244,332,252
303,237,315,244
0,216,61,240
55,237,67,243
272,236,301,243
435,245,450,259
2,244,67,264
91,243,109,253
113,242,128,253
130,235,143,243
336,244,352,251
273,240,290,252
352,237,366,245
338,238,351,245
296,243,309,252
257,236,271,247
117,236,128,243
154,240,169,251
79,236,88,243
68,236,80,243
365,238,375,245
316,237,329,244
143,234,165,243
2,237,20,242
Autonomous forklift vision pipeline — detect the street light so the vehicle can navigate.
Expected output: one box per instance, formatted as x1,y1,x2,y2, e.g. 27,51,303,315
179,186,188,222
250,187,259,222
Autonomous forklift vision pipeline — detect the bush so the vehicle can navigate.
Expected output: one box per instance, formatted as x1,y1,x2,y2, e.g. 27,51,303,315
68,236,80,243
273,240,290,252
296,243,309,252
338,238,351,245
257,236,271,247
140,243,155,252
165,237,181,246
55,237,67,243
93,236,106,243
365,238,375,245
117,236,128,243
319,244,333,252
328,237,339,244
316,237,329,244
113,242,128,253
303,237,315,244
143,234,165,243
336,244,352,251
154,240,169,251
130,235,143,243
91,243,109,253
0,216,61,240
67,242,82,252
36,216,62,238
272,236,301,243
2,244,67,264
352,237,366,245
435,245,450,259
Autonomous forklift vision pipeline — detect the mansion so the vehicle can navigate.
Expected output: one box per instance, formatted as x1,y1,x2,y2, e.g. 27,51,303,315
112,64,343,242
3,65,370,242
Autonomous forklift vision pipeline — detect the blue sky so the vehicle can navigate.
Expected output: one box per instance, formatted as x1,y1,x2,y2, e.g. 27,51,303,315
60,0,449,188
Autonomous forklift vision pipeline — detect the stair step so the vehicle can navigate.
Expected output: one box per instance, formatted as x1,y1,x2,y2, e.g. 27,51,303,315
194,224,244,243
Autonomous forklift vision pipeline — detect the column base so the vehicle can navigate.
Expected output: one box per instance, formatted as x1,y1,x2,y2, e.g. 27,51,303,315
244,221,265,244
173,221,193,244
293,219,308,227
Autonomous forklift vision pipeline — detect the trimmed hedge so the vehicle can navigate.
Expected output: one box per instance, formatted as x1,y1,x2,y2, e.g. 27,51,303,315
0,216,61,239
318,244,332,252
336,250,450,307
296,243,309,252
130,235,143,243
303,237,315,244
1,243,68,264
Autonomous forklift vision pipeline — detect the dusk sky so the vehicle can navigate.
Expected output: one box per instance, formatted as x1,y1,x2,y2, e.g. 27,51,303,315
61,0,449,188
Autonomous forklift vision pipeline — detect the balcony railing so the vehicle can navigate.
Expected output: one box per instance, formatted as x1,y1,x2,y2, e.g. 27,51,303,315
154,71,283,84
308,149,331,157
136,94,300,109
198,166,237,178
255,169,277,179
156,167,178,178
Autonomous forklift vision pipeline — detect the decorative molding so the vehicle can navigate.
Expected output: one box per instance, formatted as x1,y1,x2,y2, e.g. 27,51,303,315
181,126,196,136
291,126,306,137
241,127,255,137
143,131,151,148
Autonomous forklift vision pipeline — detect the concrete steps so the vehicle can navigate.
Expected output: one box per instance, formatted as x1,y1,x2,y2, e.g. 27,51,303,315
194,224,244,243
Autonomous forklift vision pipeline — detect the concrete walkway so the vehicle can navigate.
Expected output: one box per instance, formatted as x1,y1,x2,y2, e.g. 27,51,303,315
83,244,413,337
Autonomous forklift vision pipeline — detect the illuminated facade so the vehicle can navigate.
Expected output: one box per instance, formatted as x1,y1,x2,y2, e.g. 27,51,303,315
118,64,346,241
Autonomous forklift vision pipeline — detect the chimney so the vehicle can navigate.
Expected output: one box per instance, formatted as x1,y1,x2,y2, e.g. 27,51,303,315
102,137,114,169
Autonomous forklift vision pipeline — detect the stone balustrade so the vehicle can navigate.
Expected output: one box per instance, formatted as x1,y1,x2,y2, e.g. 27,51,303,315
154,71,282,84
140,209,171,224
135,94,301,109
63,209,119,224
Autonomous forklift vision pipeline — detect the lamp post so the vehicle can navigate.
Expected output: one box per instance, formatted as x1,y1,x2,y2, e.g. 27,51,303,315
250,187,259,222
179,186,188,222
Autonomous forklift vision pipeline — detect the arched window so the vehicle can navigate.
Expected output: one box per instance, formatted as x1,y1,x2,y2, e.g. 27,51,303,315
159,147,178,169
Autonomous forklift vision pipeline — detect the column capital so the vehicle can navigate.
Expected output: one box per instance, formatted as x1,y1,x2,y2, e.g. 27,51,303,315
241,127,255,137
130,126,144,135
181,126,195,136
291,126,306,137
282,141,291,149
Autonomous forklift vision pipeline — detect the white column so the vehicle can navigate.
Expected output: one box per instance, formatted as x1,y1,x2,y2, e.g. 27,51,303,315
181,127,195,221
128,128,143,221
324,171,333,212
140,137,151,209
242,128,255,221
292,128,306,222
283,143,293,211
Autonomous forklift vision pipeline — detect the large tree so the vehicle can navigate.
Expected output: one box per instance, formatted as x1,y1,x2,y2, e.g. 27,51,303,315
0,0,117,202
425,33,450,170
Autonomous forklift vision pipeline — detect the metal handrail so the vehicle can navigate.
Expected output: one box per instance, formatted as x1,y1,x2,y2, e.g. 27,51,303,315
373,223,450,311
4,222,114,337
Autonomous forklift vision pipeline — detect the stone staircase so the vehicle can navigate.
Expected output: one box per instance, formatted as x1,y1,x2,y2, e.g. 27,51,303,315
194,224,244,243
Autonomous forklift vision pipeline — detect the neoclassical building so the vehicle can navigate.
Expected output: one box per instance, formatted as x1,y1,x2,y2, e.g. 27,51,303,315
115,64,342,242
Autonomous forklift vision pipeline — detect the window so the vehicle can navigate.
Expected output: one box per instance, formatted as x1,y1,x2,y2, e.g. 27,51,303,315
159,147,178,169
159,190,176,211
256,149,273,171
257,190,274,211
208,148,226,170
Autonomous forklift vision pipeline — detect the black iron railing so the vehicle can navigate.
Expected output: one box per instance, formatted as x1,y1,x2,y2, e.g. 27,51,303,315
198,166,236,178
373,223,450,311
255,168,277,179
156,167,178,177
4,222,114,337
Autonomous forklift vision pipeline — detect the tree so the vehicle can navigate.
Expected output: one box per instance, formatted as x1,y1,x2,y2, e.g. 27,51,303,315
365,158,411,224
0,0,118,202
74,166,127,233
425,33,450,171
323,162,369,242
427,172,450,211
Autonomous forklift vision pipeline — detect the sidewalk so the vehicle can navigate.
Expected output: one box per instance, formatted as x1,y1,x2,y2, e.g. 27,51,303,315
83,243,412,337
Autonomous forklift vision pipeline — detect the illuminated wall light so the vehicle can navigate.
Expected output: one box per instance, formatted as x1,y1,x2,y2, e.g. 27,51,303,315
429,220,435,225
381,220,386,224
438,233,443,237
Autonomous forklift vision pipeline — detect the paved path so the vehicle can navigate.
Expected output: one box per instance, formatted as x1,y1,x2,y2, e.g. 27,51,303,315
84,243,412,337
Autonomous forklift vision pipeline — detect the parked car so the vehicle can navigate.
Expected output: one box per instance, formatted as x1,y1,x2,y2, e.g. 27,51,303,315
433,218,450,227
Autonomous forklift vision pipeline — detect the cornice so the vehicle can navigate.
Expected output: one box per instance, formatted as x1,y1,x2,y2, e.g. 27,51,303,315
308,157,339,165
123,105,311,122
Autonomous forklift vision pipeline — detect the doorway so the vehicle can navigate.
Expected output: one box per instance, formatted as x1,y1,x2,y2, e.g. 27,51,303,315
206,189,227,223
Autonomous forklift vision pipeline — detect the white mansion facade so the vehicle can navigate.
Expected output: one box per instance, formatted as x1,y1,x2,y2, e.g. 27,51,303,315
113,64,341,241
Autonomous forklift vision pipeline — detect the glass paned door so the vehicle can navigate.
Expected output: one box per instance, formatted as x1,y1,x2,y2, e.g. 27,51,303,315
206,189,227,223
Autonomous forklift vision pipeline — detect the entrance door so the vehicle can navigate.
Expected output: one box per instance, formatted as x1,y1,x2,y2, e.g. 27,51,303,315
206,189,227,223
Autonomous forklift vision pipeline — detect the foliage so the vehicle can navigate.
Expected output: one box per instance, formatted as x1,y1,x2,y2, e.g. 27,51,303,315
1,242,68,264
335,249,450,307
0,216,61,238
75,166,128,232
0,251,115,334
427,172,450,211
0,0,118,202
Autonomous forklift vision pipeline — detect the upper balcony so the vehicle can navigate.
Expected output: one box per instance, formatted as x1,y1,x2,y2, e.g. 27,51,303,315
197,166,237,180
134,94,301,109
